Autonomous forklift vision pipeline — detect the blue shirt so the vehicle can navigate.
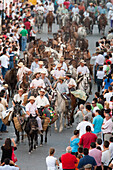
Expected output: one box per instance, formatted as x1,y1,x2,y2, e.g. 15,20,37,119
92,115,103,134
100,8,106,14
56,82,69,94
30,62,39,72
104,78,113,90
78,155,97,170
9,52,14,61
70,138,80,153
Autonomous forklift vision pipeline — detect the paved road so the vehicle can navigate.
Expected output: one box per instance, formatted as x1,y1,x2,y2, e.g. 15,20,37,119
0,23,110,170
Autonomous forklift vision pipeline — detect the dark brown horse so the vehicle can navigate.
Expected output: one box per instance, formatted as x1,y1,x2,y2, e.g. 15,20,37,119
98,14,107,35
83,17,93,34
46,11,54,33
20,73,30,93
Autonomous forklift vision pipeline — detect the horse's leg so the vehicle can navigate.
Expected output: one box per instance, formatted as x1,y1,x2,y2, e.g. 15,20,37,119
28,135,32,153
54,121,58,131
21,130,24,142
48,24,49,33
31,134,33,152
40,133,43,146
59,112,63,132
45,127,48,143
12,120,20,144
34,133,37,150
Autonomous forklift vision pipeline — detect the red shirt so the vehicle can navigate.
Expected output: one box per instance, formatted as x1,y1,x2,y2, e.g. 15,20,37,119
78,5,85,12
24,21,31,30
64,1,70,9
61,153,77,169
79,132,97,149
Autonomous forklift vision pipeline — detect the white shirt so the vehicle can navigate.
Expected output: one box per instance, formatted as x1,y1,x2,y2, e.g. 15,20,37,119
17,66,31,81
104,92,113,102
0,165,19,170
72,7,79,14
95,54,105,65
30,79,45,88
96,70,104,79
102,118,113,134
26,102,37,117
0,103,5,119
93,106,100,114
13,94,24,103
84,11,89,17
34,68,48,76
35,95,49,108
57,0,64,5
109,142,113,159
46,156,57,170
0,55,9,68
76,121,94,138
66,78,77,88
53,69,65,79
77,65,89,75
102,150,110,166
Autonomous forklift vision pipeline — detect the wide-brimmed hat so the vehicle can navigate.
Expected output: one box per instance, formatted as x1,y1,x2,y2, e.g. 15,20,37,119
28,96,36,101
57,63,62,68
18,88,23,92
40,88,45,93
84,164,92,169
39,61,43,65
80,59,86,64
18,62,24,67
59,76,64,80
89,2,93,5
33,70,40,76
3,84,8,88
41,70,46,74
66,73,71,77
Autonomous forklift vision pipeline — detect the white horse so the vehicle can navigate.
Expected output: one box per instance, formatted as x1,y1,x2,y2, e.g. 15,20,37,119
53,90,68,132
61,13,69,27
68,65,77,80
72,13,80,25
77,26,87,39
77,74,90,95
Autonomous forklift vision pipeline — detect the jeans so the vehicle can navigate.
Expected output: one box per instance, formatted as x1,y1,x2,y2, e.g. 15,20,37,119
96,79,103,92
21,36,27,51
0,119,7,132
111,20,113,27
9,61,14,70
1,67,8,79
0,119,2,131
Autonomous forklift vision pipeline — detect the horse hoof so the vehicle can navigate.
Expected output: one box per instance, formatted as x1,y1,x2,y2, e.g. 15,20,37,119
36,145,38,148
55,128,58,131
40,144,43,147
29,152,31,155
66,125,70,129
59,128,63,133
64,124,66,128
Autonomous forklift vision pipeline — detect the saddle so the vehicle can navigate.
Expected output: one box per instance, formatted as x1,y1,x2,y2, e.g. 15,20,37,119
61,94,69,107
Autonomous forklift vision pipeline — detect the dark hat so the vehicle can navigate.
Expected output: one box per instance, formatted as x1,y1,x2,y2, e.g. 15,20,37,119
66,73,71,77
35,55,39,59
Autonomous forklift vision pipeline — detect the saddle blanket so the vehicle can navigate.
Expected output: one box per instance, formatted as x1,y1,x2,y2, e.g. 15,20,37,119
71,90,87,101
2,107,14,120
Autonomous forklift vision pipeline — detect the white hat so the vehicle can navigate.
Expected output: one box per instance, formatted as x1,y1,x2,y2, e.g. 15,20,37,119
18,88,23,92
41,70,46,74
28,96,36,101
80,59,86,64
18,62,24,67
57,63,62,67
39,61,44,65
40,88,45,93
33,70,40,76
3,84,8,88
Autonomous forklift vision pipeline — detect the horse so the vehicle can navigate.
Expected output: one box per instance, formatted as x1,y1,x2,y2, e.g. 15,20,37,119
98,14,107,35
72,13,80,25
53,90,70,132
77,74,90,95
46,11,54,33
78,38,88,51
83,17,93,34
5,68,17,97
36,11,44,33
20,73,30,93
77,26,87,39
24,115,38,153
61,14,69,27
12,101,24,144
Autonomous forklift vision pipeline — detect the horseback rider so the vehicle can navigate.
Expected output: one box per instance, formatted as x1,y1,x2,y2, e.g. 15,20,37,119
30,55,39,73
53,63,65,80
54,57,68,72
56,4,64,15
35,88,51,118
83,9,90,18
77,60,90,77
72,4,79,15
65,73,77,91
62,5,68,15
34,61,48,76
12,88,24,106
26,96,43,132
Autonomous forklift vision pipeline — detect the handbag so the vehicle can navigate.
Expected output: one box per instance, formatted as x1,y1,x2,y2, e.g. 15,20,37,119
11,147,17,163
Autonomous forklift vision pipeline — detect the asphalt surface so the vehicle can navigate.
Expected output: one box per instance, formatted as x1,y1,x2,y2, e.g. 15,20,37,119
0,22,110,170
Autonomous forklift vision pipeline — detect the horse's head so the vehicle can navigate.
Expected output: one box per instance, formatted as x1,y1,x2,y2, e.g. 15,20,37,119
29,116,38,133
13,101,22,117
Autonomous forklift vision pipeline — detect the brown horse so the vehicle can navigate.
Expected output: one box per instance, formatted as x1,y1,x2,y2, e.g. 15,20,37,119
98,14,107,35
46,11,54,33
83,17,93,34
20,73,30,93
78,38,88,51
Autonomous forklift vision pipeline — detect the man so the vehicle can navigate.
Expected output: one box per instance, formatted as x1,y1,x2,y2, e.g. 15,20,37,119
101,141,110,170
84,9,90,18
89,142,102,170
17,62,32,83
30,71,45,89
102,110,113,141
13,88,24,106
72,4,79,15
56,4,64,16
92,110,103,138
40,70,52,89
0,97,5,136
109,137,113,159
30,56,39,72
76,116,94,138
65,73,77,91
104,86,113,102
59,57,68,72
34,61,48,76
20,26,28,52
87,3,95,15
85,105,92,122
76,60,90,76
91,98,103,114
0,158,20,170
79,126,97,149
74,104,87,125
78,148,97,169
35,89,50,118
26,96,42,131
61,146,77,170
53,63,65,80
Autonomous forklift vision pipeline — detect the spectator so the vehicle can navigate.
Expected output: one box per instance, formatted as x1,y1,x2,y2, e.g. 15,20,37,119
96,138,103,151
61,146,77,170
101,141,110,170
70,130,80,154
89,142,102,170
79,126,97,149
109,137,113,159
46,148,59,170
74,104,87,124
104,86,113,102
0,158,20,170
78,148,97,169
1,138,17,163
85,105,92,122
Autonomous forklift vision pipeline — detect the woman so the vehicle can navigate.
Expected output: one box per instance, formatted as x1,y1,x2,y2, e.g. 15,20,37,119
1,138,17,163
70,130,80,154
46,148,59,170
109,96,113,116
30,26,37,41
103,75,113,90
96,66,104,92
